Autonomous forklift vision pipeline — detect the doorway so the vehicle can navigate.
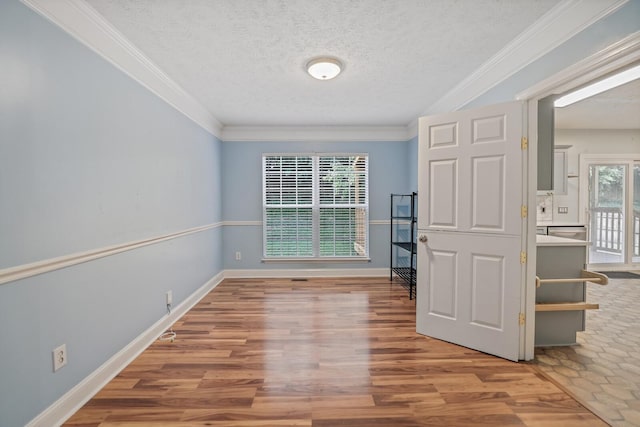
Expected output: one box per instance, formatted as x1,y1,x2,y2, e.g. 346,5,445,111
523,35,640,426
580,156,640,268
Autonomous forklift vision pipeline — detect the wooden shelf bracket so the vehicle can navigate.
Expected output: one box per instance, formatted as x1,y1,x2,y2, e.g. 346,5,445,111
535,270,608,288
535,302,600,312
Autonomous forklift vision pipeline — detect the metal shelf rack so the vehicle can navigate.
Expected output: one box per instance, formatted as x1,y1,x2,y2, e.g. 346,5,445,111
390,192,417,299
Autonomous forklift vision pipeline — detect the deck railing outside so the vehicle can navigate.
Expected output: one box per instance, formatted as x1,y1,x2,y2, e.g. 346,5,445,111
592,207,640,257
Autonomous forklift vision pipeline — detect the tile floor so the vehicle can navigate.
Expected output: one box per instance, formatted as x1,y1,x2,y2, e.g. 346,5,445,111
534,272,640,427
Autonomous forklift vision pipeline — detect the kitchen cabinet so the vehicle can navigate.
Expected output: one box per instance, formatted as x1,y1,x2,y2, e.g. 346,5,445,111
537,95,555,191
553,148,568,195
535,235,607,346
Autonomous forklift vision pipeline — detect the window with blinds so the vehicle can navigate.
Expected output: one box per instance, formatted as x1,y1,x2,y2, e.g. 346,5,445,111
263,154,368,259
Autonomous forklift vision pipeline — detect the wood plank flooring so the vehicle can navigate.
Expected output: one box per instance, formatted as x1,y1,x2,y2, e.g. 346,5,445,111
64,277,606,426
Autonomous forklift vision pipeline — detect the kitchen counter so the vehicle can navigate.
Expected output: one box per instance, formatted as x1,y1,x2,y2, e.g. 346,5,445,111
537,222,586,226
536,235,589,247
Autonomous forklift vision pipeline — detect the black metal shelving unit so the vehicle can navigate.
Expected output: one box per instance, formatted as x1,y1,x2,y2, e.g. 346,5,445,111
390,192,417,299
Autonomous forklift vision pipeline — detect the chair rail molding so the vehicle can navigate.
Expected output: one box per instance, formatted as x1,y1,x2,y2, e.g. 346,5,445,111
0,222,223,286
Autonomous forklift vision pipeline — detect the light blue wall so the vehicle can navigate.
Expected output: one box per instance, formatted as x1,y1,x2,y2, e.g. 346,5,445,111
465,0,640,108
407,135,419,193
222,140,411,270
6,0,634,424
0,2,222,426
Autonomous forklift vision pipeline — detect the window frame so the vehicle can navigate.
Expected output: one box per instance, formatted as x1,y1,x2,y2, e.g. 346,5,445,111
262,153,369,261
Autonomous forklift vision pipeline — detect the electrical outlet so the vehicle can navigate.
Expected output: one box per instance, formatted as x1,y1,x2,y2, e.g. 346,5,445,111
52,344,67,372
235,251,241,261
166,290,172,306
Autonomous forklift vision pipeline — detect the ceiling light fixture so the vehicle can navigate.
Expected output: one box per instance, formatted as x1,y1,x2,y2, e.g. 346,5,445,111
307,57,342,80
554,64,640,108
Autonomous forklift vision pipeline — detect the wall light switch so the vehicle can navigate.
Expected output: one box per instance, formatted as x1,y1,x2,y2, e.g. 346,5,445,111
558,207,569,214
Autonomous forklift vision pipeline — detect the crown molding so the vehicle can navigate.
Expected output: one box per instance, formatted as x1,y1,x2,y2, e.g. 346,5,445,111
406,120,419,139
221,125,413,142
20,0,410,143
423,0,629,115
516,31,640,101
22,0,624,143
21,0,223,138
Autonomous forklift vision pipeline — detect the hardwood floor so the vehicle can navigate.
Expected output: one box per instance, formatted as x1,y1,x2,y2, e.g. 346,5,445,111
65,277,606,426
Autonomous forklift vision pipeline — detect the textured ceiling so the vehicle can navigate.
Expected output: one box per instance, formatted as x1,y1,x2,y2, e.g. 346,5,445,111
555,77,640,129
85,0,562,127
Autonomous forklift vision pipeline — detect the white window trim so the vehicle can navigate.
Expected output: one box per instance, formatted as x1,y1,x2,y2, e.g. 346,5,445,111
262,153,369,260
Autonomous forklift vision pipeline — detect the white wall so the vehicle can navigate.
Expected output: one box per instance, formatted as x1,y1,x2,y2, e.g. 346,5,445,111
551,129,640,223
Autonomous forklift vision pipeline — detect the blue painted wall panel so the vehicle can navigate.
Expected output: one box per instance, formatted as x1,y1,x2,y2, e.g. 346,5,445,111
407,136,419,193
0,1,221,268
221,140,411,269
3,0,636,424
0,2,222,425
223,223,391,270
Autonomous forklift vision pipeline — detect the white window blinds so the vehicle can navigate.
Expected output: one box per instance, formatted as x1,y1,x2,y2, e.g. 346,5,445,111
263,154,369,258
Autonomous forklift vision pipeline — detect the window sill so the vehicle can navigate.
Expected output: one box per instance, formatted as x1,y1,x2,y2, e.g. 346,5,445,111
262,257,371,263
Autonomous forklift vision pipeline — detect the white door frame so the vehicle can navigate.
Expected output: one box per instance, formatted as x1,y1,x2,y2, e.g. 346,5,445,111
515,32,640,361
580,154,640,269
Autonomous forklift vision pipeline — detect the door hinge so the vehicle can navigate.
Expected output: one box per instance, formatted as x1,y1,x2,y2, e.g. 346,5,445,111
521,205,528,218
521,137,528,150
520,251,527,264
519,313,525,326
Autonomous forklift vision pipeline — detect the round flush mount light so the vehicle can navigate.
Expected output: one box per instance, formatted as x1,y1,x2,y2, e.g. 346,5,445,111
306,57,342,80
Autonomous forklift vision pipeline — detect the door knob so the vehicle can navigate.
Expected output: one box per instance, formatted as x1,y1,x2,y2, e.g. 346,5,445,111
419,235,428,243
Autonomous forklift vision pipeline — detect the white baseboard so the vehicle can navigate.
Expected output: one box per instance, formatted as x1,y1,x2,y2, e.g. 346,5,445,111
223,268,388,279
27,268,387,426
26,271,224,427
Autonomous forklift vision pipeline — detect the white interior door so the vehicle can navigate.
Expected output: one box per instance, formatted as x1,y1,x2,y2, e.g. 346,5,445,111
416,101,525,362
